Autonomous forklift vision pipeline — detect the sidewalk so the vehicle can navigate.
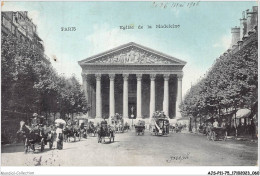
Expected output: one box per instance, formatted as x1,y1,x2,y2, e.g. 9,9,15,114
184,131,258,143
232,135,258,143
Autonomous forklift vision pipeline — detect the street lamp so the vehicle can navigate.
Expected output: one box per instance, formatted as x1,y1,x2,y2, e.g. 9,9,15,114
131,114,134,129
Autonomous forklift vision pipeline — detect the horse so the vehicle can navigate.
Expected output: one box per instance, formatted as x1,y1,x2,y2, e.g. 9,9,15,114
17,121,45,153
123,123,130,132
87,122,97,137
97,125,115,143
63,125,81,142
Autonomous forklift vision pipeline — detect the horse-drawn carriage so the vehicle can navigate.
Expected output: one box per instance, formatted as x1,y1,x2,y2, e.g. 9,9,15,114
87,121,97,137
149,111,169,136
135,120,145,135
17,120,54,153
206,127,227,141
63,119,81,142
173,124,184,133
77,118,88,139
111,113,124,133
97,120,115,143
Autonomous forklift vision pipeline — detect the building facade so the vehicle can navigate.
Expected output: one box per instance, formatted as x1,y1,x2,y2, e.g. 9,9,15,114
1,11,50,64
229,6,258,49
79,42,186,124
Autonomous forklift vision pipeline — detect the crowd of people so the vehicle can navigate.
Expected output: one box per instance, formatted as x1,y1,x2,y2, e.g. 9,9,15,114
198,118,257,139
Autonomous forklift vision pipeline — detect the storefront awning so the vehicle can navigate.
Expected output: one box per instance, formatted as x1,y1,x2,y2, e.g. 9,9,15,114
232,109,251,119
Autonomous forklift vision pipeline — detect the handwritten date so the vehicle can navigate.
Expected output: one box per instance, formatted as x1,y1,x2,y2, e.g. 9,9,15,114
61,27,76,31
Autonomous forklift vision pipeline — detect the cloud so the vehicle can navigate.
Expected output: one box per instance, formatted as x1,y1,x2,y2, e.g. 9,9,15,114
27,10,40,25
182,64,207,97
49,53,81,80
213,34,231,50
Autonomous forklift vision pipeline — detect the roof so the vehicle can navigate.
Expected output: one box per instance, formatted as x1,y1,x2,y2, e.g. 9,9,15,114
78,42,187,65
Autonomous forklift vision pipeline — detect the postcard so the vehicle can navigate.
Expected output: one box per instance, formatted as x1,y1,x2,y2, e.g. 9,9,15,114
1,1,259,175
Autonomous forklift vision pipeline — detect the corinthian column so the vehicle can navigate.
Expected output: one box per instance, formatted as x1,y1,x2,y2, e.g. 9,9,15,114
163,74,170,117
109,74,115,119
81,73,88,118
95,74,102,119
123,74,129,119
136,74,142,119
149,74,156,120
176,74,183,119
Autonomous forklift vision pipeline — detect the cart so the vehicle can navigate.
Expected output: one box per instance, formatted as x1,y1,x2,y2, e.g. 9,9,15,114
17,121,54,153
207,127,227,141
97,120,115,143
135,120,145,135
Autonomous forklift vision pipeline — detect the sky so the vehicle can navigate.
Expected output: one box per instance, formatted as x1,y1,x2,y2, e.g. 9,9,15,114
1,1,258,97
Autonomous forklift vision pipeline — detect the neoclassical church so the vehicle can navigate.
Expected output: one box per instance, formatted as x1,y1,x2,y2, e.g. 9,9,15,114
78,42,186,124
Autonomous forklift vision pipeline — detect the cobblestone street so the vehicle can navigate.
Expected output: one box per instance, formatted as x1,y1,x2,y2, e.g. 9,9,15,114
1,130,258,166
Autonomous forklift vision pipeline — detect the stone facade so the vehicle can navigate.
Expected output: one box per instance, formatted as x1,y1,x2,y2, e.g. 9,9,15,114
79,42,186,124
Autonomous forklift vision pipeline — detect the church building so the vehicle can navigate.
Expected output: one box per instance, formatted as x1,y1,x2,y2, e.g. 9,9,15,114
78,42,186,124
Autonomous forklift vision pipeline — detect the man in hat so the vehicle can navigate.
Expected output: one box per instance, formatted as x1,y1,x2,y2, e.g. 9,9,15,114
31,113,40,127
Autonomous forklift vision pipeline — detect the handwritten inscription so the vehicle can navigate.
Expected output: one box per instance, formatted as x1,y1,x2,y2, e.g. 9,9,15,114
152,1,200,9
166,152,190,163
61,27,76,31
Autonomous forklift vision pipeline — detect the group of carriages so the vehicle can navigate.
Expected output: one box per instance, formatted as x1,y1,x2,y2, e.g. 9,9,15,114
200,118,228,141
16,110,183,153
111,113,130,133
16,113,103,153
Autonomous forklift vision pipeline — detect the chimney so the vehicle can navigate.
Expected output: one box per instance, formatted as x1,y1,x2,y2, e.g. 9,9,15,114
250,6,258,31
230,26,240,48
240,11,247,41
245,8,256,35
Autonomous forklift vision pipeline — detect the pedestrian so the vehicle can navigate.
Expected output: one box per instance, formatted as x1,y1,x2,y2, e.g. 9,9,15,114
31,113,40,127
249,120,256,139
55,123,64,150
221,119,226,128
213,119,219,128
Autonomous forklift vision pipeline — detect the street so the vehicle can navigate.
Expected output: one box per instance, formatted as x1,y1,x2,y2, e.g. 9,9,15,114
1,130,258,166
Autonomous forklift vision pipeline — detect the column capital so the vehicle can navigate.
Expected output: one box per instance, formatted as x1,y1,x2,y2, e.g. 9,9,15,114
136,74,142,81
81,73,88,79
109,74,115,80
163,74,170,81
95,73,102,81
150,74,157,81
177,74,183,80
123,74,129,81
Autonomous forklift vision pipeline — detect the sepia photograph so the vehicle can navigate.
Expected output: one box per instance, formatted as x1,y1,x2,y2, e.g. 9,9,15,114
1,0,259,175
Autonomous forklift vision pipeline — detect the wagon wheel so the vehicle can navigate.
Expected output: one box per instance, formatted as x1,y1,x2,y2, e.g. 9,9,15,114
223,131,227,141
31,144,35,152
24,138,29,153
206,132,211,140
78,133,81,141
74,133,76,142
211,131,216,141
40,140,45,152
49,141,53,149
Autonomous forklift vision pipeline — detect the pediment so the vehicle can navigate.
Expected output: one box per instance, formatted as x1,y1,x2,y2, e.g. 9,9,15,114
79,42,186,65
